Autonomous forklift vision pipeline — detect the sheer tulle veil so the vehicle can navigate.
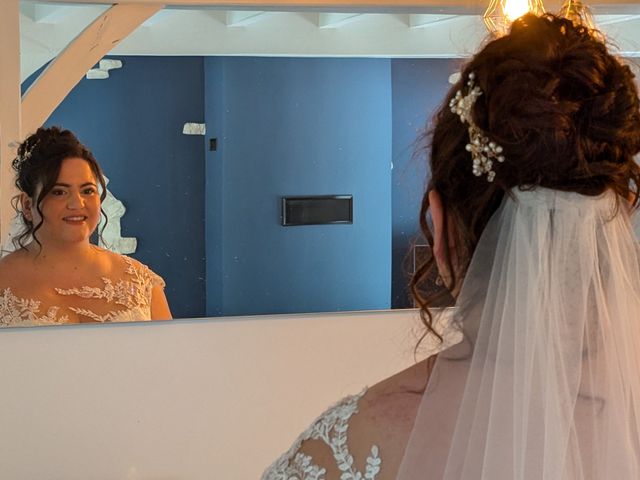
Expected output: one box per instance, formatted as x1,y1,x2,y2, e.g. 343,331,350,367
397,187,640,479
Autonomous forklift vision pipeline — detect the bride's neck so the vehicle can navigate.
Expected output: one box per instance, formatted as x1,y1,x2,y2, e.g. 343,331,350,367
27,241,97,267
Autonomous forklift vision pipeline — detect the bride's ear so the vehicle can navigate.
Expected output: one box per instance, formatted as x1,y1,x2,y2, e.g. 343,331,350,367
428,190,446,267
429,189,458,287
20,193,34,223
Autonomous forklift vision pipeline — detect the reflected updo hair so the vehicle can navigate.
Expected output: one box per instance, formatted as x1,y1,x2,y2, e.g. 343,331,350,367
411,13,640,340
11,126,107,250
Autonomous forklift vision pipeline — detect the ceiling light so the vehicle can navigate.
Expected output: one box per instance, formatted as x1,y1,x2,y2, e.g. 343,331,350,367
484,0,546,36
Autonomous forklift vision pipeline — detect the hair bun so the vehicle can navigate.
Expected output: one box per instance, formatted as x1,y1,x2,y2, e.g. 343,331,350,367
464,13,640,192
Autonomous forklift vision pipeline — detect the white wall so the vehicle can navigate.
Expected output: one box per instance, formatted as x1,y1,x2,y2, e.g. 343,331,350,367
0,309,430,479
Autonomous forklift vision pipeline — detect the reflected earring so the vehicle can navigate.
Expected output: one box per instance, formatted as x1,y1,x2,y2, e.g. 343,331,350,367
435,274,444,287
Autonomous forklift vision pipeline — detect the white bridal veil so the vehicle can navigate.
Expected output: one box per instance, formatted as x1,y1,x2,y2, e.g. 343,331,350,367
398,187,640,479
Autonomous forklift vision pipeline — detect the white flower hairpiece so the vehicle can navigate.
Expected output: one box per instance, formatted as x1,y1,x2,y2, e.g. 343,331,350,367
449,72,505,182
11,139,38,166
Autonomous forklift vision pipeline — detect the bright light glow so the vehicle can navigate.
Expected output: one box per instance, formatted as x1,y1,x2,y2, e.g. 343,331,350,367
503,0,530,20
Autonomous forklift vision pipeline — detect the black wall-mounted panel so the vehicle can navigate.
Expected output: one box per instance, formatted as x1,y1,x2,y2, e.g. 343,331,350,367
282,195,353,226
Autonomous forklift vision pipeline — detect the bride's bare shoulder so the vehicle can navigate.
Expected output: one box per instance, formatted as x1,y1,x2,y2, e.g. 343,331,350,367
92,247,140,274
352,357,435,449
0,250,31,286
296,357,437,480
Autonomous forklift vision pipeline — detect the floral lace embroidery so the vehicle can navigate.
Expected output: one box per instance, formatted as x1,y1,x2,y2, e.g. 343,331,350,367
0,256,163,327
55,257,162,322
0,289,68,326
262,390,382,480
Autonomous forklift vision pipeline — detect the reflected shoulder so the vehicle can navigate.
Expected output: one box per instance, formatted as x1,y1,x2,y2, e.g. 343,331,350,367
0,250,30,285
93,248,145,271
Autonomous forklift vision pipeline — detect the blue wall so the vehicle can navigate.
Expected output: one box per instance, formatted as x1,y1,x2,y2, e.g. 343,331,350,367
202,59,225,316
390,58,460,308
25,57,207,318
204,57,392,316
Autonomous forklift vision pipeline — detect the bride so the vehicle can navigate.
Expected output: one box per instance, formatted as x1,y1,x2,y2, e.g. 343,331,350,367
263,13,640,480
0,126,172,326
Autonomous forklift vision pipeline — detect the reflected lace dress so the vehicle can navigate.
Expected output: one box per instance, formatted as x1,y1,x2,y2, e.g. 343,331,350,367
0,256,164,327
262,389,382,480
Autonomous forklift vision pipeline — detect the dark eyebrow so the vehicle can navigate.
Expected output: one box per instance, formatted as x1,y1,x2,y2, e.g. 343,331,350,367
53,182,98,188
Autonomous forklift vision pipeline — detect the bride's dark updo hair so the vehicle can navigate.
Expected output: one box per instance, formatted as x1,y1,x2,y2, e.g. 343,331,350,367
412,13,640,339
11,126,107,249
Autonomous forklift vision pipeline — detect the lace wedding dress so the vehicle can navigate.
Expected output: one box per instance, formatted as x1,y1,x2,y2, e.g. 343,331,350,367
0,256,164,326
262,390,382,480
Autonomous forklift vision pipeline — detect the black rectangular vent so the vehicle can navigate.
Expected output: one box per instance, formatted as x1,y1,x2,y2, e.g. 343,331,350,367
281,195,353,226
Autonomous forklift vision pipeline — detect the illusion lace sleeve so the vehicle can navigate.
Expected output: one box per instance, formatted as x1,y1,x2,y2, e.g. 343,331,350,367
140,261,166,289
1,255,166,326
262,390,381,480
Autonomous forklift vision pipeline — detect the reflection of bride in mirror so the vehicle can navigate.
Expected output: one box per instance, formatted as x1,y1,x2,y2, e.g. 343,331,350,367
0,126,172,327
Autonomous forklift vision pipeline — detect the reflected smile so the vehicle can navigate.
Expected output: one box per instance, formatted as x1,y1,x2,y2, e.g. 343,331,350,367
63,215,88,224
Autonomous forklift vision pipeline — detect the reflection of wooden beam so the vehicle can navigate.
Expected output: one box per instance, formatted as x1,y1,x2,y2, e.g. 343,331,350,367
21,3,164,138
0,0,21,240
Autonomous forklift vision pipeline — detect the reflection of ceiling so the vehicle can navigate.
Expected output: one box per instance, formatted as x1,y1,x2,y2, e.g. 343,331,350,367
19,1,640,82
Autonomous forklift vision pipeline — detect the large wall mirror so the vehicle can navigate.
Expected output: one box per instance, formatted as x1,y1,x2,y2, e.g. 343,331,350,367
14,0,640,321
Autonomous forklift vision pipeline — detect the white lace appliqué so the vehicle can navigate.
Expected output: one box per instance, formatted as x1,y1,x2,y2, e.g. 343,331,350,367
262,390,381,480
0,289,68,326
0,256,163,327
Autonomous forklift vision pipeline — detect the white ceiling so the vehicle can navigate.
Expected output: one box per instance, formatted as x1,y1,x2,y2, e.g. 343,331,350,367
19,1,640,82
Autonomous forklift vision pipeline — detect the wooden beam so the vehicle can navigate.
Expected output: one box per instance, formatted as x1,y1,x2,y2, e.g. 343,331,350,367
21,3,164,138
0,0,21,242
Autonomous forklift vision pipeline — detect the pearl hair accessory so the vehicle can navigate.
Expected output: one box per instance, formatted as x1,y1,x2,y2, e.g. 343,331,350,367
449,72,505,182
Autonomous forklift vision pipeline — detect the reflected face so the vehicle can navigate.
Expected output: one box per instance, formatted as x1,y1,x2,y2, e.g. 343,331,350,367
27,157,101,246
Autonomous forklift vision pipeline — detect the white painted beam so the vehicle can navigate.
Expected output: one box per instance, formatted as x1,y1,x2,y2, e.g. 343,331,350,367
111,10,486,57
34,5,75,24
318,12,363,28
596,14,640,25
141,9,174,26
226,11,269,27
0,0,21,241
408,13,457,28
21,3,164,139
19,3,37,21
20,4,75,24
